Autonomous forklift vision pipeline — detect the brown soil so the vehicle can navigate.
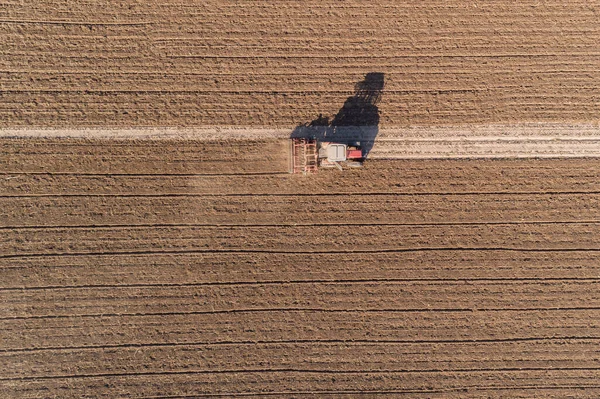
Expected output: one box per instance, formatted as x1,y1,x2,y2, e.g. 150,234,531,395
3,2,600,395
2,138,600,397
2,1,600,127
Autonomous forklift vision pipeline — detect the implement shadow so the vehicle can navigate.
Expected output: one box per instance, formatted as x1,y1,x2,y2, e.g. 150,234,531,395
291,72,384,159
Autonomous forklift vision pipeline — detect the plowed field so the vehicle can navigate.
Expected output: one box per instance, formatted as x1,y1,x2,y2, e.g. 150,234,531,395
3,0,600,396
3,138,600,397
2,1,600,126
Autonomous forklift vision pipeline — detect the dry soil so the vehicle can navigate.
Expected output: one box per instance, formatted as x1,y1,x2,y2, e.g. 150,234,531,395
2,138,600,397
2,1,600,126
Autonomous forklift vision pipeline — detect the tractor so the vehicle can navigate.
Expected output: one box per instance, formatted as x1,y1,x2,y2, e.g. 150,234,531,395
290,138,363,174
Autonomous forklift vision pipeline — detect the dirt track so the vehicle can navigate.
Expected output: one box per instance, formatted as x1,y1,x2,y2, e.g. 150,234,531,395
4,125,600,159
2,1,600,126
2,138,600,397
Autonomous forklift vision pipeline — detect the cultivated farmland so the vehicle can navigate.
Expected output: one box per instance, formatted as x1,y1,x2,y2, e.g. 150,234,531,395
3,0,600,397
3,139,600,397
2,1,600,126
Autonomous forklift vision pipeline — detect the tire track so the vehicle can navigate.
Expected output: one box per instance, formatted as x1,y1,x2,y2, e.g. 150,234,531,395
3,158,599,197
0,19,154,26
3,220,600,230
3,247,600,260
3,276,600,292
4,247,600,260
2,250,594,291
166,53,600,59
135,386,600,397
6,339,599,382
0,172,288,177
5,279,600,319
5,308,598,359
4,223,599,258
5,306,600,321
3,336,600,354
5,366,600,382
4,190,600,196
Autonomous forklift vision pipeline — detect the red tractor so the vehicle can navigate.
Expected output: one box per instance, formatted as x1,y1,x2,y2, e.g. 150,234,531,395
290,138,363,174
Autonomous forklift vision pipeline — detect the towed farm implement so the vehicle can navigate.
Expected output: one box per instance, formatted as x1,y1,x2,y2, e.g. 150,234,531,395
290,138,364,174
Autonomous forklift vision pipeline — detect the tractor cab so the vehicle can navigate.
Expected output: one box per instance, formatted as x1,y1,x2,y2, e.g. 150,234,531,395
290,138,363,173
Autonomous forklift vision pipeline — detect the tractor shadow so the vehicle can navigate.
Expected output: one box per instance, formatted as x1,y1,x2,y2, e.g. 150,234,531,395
291,72,384,159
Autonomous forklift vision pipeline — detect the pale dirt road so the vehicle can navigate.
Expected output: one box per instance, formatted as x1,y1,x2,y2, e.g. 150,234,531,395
4,123,600,158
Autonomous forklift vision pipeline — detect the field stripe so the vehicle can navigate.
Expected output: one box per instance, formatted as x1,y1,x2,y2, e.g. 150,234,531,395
4,190,600,196
141,389,600,398
3,220,600,230
4,276,600,291
6,366,600,382
3,125,600,159
3,247,600,260
5,306,600,321
3,336,600,354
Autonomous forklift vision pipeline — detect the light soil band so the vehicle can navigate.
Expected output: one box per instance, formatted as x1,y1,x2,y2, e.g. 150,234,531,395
3,123,600,159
